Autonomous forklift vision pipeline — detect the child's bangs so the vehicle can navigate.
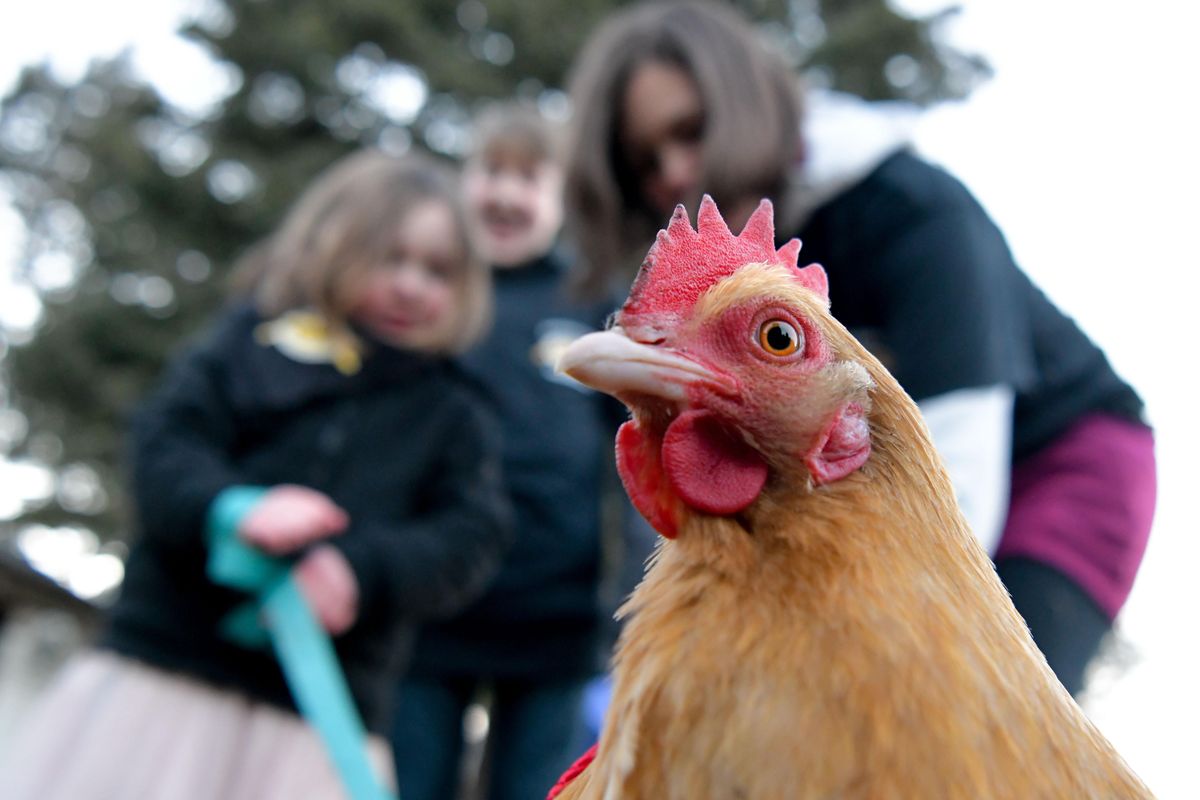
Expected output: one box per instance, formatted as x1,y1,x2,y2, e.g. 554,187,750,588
480,133,553,169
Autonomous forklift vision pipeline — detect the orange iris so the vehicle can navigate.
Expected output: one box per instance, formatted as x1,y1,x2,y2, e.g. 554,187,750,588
758,319,801,356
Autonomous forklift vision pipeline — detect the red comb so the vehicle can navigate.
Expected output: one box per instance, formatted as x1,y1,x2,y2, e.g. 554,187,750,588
623,196,826,318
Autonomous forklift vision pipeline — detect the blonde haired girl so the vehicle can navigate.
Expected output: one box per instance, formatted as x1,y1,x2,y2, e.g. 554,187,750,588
2,150,512,800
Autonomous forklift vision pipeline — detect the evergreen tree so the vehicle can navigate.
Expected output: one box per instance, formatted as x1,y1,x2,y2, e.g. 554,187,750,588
0,0,988,548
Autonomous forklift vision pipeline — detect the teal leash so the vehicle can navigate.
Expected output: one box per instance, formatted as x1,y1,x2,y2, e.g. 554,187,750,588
207,487,397,800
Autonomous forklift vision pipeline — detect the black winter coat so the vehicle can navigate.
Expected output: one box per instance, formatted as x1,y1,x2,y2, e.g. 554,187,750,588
102,304,512,732
794,151,1144,461
408,253,643,681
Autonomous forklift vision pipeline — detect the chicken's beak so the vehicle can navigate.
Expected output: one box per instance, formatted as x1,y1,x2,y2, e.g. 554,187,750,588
557,328,732,402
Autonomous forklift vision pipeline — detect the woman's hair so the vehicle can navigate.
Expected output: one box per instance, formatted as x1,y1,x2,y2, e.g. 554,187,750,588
565,0,801,297
234,149,490,354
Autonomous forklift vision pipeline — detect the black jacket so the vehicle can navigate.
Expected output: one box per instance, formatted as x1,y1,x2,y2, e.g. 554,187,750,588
102,303,512,732
408,253,643,681
794,151,1145,461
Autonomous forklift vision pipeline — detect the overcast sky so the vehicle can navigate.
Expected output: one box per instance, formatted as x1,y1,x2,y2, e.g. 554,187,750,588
2,1,1198,795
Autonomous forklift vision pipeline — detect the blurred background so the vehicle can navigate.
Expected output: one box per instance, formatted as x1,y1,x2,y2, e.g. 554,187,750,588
0,0,1195,795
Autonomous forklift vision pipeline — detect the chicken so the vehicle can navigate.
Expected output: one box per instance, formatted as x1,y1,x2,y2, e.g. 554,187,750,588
552,197,1152,799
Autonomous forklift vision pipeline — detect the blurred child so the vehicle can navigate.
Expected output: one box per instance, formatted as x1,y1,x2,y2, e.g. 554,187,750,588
391,103,646,800
0,150,512,800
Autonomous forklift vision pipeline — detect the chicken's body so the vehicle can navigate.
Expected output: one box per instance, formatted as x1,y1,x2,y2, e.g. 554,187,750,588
556,198,1151,799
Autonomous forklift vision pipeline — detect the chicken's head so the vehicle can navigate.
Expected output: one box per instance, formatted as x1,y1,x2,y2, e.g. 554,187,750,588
560,196,874,538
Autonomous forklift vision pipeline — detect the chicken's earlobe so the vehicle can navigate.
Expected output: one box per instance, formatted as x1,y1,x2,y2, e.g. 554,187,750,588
804,403,872,484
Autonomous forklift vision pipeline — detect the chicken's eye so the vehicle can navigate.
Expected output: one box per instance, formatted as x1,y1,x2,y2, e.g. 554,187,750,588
757,319,802,356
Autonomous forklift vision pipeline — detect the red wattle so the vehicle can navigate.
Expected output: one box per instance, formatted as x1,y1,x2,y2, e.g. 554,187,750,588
616,421,678,538
661,410,768,516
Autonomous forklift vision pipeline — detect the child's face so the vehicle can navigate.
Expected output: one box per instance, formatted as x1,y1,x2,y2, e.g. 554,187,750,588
350,200,462,352
462,149,563,268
